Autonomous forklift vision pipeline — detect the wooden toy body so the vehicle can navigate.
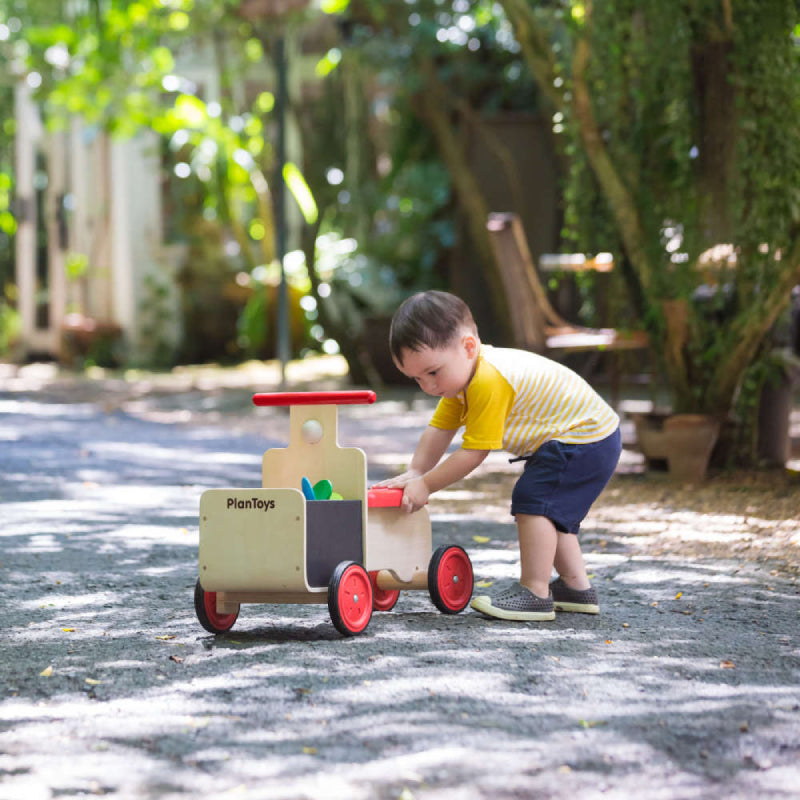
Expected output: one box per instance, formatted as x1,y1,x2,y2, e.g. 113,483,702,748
366,506,431,587
199,488,307,593
198,394,432,607
199,490,364,596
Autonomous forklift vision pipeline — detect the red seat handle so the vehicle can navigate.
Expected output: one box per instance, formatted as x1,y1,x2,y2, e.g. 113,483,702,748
253,391,377,407
367,488,404,508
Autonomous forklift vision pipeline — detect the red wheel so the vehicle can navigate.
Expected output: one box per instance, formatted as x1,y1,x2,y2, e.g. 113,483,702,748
194,579,239,633
428,545,473,614
369,571,400,612
328,561,373,636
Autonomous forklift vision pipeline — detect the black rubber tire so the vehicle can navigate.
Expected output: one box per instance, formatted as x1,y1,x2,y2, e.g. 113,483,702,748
194,578,239,634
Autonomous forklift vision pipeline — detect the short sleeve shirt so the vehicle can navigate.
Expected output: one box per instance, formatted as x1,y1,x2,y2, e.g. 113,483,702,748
429,345,619,457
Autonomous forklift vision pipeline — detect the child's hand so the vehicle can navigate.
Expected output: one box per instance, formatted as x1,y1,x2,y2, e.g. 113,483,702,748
372,469,422,489
400,476,429,513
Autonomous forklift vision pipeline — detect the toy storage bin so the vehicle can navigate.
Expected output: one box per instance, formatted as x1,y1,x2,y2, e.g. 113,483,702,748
305,500,363,588
199,490,364,594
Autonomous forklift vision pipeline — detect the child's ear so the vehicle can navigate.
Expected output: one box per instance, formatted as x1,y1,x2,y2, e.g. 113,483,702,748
462,333,479,358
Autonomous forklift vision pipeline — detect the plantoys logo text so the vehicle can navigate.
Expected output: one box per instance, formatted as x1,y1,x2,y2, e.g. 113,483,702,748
227,497,276,512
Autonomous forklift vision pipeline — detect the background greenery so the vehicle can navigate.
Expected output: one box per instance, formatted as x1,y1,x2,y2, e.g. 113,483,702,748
1,0,799,465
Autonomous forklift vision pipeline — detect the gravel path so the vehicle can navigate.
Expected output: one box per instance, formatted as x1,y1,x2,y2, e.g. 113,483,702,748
1,366,799,799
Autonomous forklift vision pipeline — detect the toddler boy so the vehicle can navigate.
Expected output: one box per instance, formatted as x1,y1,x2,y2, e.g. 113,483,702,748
375,290,621,621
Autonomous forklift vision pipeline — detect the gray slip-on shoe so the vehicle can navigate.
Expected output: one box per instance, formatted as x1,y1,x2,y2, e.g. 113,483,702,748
550,577,600,614
470,582,555,621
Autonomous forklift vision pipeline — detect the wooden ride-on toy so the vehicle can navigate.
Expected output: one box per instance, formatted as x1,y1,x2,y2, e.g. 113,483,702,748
194,390,474,637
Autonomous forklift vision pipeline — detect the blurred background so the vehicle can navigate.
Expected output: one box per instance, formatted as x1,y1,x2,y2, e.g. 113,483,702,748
1,0,799,469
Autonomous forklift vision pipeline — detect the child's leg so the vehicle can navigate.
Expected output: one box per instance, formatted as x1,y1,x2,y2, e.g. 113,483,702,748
554,531,591,590
470,513,556,620
517,513,558,598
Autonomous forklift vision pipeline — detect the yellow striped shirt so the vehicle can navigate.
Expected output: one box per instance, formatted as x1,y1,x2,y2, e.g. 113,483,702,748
429,345,619,456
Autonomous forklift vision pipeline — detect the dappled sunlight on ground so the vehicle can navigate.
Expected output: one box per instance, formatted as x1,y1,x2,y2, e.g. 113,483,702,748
2,360,799,798
590,473,800,576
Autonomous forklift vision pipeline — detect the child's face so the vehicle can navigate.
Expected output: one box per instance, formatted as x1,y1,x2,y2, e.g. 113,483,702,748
394,332,479,399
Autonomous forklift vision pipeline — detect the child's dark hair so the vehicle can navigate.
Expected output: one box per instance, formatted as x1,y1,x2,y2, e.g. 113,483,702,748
390,291,477,362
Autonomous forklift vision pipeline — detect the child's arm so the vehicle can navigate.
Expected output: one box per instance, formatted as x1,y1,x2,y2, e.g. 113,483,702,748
373,425,457,488
401,446,489,513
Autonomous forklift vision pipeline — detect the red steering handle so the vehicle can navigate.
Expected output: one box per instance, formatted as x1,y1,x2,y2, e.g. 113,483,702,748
253,390,377,407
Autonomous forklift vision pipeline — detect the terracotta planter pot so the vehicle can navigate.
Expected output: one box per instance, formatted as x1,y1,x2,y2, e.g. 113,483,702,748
663,414,720,483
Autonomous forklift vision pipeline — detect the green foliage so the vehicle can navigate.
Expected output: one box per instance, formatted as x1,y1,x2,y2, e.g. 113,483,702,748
15,0,239,135
325,157,453,300
0,286,20,356
731,0,800,272
1,0,544,371
137,271,176,369
65,252,89,281
0,0,327,366
349,1,540,115
0,82,16,292
307,0,538,343
499,0,800,462
567,1,799,273
559,1,697,278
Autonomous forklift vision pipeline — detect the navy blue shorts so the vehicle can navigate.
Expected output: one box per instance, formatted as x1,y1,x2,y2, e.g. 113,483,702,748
510,428,621,534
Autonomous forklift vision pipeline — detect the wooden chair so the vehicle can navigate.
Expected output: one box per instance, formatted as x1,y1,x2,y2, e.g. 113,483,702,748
486,212,649,405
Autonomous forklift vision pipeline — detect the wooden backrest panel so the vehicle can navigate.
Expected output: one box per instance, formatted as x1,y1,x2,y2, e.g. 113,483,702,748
262,403,368,537
487,212,569,351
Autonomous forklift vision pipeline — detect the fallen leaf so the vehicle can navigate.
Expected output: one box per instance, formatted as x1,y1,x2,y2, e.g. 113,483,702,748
472,535,490,543
622,623,630,628
302,746,317,755
61,628,75,633
720,660,736,669
85,678,101,685
579,719,608,729
675,591,683,600
475,580,493,588
169,655,184,664
39,665,53,677
180,527,189,535
605,639,613,644
155,635,176,640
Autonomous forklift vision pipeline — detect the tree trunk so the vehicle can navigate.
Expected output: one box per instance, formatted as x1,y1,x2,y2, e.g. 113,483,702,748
691,38,737,247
